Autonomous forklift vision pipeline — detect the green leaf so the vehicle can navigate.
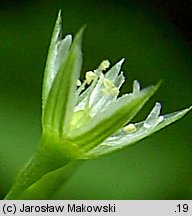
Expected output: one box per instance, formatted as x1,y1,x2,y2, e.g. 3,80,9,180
4,134,81,199
68,82,161,152
18,162,78,200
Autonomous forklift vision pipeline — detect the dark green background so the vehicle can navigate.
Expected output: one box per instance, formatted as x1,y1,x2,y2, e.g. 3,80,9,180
0,0,191,199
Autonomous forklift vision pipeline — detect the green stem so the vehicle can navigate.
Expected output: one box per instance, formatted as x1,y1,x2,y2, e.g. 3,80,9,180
4,133,81,200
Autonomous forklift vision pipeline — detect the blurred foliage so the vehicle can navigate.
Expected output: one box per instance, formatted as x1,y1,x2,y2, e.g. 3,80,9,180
0,0,191,199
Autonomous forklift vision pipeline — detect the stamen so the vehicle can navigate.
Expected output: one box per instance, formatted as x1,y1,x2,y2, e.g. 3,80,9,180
123,123,137,133
85,71,96,84
110,87,119,96
76,79,81,86
103,78,114,89
101,77,119,96
99,60,110,71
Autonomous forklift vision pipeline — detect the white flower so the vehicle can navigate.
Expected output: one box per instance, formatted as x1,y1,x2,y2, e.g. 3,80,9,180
42,11,192,159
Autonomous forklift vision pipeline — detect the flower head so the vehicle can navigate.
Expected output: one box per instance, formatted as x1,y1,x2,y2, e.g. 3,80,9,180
42,11,191,159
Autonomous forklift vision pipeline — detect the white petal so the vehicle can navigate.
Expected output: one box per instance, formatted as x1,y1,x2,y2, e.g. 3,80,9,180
132,80,140,94
144,102,162,128
76,60,125,116
86,105,191,157
55,34,72,73
105,58,124,81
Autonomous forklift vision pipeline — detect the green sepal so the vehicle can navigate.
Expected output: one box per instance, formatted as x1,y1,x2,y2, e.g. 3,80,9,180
42,10,62,112
43,27,84,136
68,82,161,152
86,105,192,158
